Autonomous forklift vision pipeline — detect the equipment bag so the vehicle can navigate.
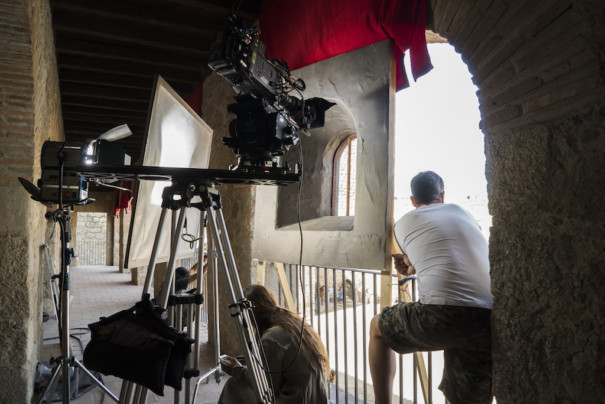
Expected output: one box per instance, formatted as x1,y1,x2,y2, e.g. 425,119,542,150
83,299,193,396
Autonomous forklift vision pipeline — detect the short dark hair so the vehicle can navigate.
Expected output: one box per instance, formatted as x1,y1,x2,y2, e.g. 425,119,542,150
410,171,444,204
175,267,190,279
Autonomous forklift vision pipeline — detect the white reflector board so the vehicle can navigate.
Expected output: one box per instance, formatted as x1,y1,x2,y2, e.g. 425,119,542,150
126,76,212,268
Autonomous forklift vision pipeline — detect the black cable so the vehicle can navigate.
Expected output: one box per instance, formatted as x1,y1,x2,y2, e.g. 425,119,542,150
252,132,307,379
230,0,241,17
43,327,91,342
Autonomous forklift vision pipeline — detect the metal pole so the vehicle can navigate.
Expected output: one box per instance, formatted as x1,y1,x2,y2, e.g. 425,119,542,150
142,207,168,295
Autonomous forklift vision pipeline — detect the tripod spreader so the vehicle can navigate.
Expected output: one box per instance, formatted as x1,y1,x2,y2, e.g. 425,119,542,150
161,182,222,211
228,299,252,317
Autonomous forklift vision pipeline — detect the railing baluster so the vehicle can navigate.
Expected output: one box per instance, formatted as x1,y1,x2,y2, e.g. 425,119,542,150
362,273,367,404
428,351,433,404
399,354,404,404
323,267,331,401
413,353,418,404
373,273,378,316
333,269,339,404
316,266,321,337
352,272,358,402
295,264,300,314
342,269,348,404
309,266,314,327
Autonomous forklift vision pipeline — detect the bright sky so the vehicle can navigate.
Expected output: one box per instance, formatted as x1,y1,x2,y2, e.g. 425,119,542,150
394,43,492,236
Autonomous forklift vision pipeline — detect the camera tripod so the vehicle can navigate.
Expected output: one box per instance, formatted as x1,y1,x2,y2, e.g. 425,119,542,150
119,181,274,404
36,208,119,404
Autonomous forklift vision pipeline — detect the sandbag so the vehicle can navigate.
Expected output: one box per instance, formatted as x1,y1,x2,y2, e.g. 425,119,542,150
83,299,193,396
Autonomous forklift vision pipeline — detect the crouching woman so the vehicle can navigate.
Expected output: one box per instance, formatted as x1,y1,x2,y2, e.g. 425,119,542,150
218,284,330,404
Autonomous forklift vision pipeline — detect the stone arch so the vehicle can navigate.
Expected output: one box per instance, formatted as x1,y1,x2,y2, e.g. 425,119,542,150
426,1,605,402
276,100,358,227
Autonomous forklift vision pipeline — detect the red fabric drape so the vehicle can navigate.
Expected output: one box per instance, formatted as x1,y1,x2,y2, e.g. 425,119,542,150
113,180,135,217
186,82,203,116
259,0,432,90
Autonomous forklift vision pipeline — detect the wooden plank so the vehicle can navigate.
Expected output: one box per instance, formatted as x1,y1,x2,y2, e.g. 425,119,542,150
256,260,266,285
395,227,430,404
274,262,296,312
399,277,430,404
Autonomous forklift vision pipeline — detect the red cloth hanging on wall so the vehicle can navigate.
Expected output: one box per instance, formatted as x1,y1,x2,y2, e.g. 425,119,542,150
186,82,203,117
259,0,432,90
113,181,135,217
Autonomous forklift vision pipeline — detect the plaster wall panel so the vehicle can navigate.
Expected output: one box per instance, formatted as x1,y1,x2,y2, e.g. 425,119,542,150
253,41,394,270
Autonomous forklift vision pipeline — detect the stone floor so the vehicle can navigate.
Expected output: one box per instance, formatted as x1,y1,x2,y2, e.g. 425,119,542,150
37,265,228,404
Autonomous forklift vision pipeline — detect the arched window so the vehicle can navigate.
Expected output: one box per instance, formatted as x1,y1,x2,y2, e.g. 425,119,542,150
332,134,358,216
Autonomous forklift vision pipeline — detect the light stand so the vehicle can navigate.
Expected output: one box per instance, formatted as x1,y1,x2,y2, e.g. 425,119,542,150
19,146,118,403
36,207,119,404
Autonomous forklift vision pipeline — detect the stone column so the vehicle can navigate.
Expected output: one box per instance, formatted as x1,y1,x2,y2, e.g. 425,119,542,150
202,73,256,354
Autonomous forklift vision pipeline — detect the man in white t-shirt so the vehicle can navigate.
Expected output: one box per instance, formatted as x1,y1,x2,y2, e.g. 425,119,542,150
369,171,493,404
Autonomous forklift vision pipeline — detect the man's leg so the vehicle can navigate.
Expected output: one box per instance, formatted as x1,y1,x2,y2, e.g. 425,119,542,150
369,314,396,404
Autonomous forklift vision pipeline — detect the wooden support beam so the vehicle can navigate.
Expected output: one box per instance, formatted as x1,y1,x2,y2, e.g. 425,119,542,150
274,262,296,312
256,260,266,285
399,277,430,404
394,231,430,404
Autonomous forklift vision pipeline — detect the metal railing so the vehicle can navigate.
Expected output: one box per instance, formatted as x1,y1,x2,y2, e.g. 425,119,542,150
275,263,446,404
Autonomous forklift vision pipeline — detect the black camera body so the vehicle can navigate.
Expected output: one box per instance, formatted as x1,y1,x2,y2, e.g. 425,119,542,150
208,18,334,171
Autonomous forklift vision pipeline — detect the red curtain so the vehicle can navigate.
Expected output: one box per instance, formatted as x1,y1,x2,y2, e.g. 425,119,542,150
113,181,135,217
259,0,432,90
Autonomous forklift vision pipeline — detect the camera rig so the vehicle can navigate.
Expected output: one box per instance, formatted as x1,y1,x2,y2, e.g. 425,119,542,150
24,17,332,205
208,17,335,172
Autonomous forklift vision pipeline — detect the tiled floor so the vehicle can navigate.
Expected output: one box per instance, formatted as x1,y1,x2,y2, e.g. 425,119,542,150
38,265,228,404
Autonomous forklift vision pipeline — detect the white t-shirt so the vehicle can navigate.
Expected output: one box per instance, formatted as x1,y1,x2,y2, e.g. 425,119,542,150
394,203,493,309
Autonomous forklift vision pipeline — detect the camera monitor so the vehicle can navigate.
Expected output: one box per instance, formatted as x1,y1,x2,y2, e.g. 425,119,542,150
125,76,213,268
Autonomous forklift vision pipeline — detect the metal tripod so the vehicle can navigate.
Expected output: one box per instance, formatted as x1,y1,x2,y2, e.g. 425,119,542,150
36,208,119,404
119,181,274,404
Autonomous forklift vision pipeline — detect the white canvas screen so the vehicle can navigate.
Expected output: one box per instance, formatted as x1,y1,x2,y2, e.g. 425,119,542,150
127,76,212,267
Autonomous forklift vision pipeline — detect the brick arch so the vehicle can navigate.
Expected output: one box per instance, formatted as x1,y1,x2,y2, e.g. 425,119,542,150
428,1,599,131
426,1,605,403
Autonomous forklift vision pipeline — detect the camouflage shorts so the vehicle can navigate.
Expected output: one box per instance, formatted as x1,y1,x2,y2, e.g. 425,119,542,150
378,302,493,404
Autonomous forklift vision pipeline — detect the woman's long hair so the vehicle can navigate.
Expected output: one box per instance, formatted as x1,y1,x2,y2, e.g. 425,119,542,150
244,284,330,376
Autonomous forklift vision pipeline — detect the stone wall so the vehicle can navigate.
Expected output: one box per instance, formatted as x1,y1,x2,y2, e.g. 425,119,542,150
72,190,116,266
75,212,107,265
427,0,605,402
201,73,256,354
0,0,63,401
253,41,394,271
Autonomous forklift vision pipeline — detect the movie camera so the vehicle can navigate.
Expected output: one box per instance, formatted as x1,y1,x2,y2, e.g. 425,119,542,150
208,17,335,172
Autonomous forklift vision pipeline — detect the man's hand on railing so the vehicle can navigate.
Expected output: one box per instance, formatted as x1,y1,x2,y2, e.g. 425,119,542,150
392,253,415,276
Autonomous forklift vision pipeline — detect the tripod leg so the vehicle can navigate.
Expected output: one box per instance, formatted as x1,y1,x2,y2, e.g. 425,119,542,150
193,211,206,370
210,237,221,369
119,380,133,403
160,207,187,310
36,363,62,404
192,238,223,404
141,207,168,296
206,207,273,403
73,358,119,402
213,209,271,393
